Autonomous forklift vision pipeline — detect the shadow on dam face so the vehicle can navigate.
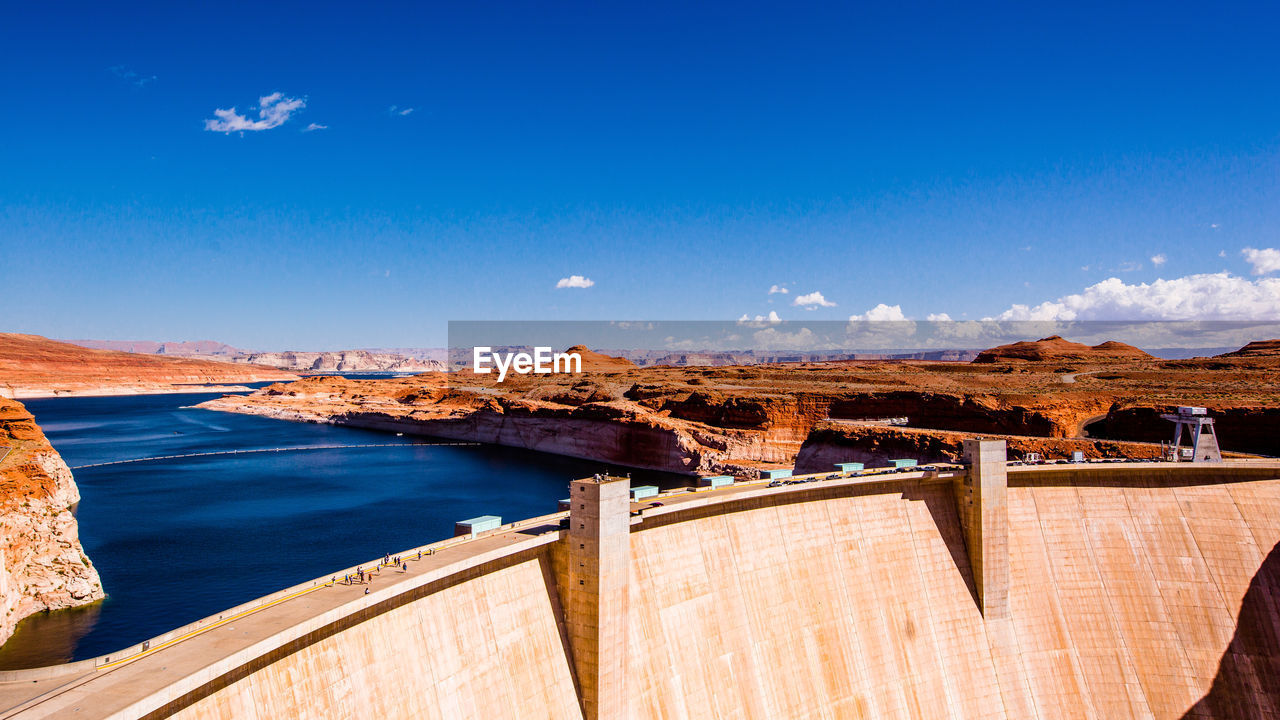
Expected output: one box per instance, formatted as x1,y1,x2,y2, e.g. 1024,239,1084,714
903,479,981,610
1182,540,1280,720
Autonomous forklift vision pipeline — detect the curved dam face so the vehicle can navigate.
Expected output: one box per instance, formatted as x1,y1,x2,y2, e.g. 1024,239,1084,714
4,457,1279,719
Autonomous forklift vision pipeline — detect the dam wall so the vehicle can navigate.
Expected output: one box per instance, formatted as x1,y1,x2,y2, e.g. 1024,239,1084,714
3,461,1280,719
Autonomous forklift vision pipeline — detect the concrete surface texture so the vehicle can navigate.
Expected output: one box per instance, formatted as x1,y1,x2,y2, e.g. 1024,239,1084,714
566,475,632,720
3,460,1279,720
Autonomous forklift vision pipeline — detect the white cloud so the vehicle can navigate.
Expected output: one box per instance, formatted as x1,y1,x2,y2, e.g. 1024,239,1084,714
555,275,595,289
205,92,305,133
302,122,328,132
1242,247,1280,275
768,284,789,295
848,303,908,322
792,291,836,308
1118,261,1142,273
737,311,782,325
389,105,415,116
926,312,952,322
1150,253,1167,267
990,272,1280,321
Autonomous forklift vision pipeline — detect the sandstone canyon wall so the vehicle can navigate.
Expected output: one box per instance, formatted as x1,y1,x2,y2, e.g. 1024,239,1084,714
0,398,103,647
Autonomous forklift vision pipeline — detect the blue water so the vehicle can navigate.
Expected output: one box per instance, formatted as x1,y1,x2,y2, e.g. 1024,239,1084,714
0,388,681,669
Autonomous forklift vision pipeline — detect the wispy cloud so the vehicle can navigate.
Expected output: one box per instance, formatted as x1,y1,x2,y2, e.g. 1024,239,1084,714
1242,247,1280,275
1150,253,1167,267
205,92,306,134
302,123,328,132
388,105,415,117
768,284,789,295
792,291,836,308
556,275,594,289
110,65,156,87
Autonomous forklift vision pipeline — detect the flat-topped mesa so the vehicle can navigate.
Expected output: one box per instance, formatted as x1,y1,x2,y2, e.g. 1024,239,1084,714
972,335,1153,363
1218,339,1280,358
0,398,103,647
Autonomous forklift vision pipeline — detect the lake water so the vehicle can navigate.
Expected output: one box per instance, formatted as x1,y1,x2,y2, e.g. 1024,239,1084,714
0,387,682,669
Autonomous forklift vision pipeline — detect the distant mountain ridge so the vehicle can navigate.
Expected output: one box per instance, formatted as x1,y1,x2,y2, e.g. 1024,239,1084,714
70,339,243,356
239,351,444,373
0,334,297,398
65,340,444,373
607,349,982,366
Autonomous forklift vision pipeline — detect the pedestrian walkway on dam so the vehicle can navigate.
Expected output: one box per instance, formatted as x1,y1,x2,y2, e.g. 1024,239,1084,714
0,510,566,719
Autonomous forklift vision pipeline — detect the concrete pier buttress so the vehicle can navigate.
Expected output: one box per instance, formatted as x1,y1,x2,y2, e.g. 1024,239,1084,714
565,476,631,720
959,439,1010,619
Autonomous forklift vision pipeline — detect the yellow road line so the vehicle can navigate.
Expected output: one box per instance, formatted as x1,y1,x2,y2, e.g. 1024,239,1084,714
94,548,444,672
96,580,335,671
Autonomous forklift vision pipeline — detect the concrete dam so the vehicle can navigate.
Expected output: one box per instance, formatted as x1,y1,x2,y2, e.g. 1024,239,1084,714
2,442,1279,719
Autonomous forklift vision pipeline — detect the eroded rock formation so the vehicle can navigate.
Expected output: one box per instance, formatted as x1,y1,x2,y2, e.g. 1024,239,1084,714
0,398,103,647
973,335,1153,363
237,350,443,373
199,337,1280,473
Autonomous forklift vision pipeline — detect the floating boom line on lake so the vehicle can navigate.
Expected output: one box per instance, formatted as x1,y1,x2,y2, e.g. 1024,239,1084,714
70,442,482,469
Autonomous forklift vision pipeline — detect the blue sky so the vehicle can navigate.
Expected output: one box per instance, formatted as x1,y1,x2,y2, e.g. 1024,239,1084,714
3,1,1280,349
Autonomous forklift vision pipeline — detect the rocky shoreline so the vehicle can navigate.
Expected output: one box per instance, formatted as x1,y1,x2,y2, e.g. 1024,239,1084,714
0,399,103,648
194,338,1280,476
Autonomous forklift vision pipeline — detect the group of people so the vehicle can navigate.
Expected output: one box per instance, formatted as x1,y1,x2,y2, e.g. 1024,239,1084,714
335,548,439,593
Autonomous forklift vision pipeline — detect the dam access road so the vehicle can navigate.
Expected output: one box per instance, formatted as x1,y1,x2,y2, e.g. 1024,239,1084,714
2,448,1280,719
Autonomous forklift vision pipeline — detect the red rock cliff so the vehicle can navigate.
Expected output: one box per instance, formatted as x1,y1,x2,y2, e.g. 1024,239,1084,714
0,398,103,647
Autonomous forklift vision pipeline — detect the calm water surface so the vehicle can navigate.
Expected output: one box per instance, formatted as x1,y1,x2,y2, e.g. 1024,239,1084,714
0,387,681,669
